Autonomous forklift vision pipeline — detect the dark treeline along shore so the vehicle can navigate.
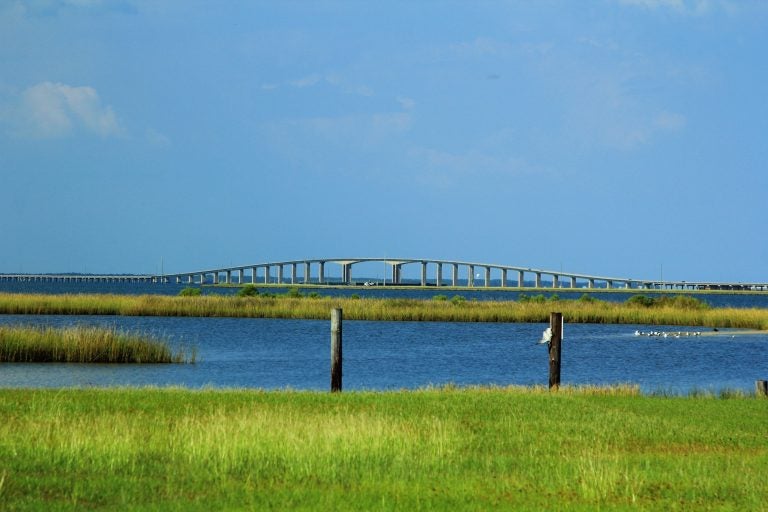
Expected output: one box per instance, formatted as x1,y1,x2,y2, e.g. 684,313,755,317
1,289,767,330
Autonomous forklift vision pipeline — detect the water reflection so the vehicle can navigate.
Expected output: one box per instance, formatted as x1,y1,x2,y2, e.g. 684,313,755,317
0,315,765,393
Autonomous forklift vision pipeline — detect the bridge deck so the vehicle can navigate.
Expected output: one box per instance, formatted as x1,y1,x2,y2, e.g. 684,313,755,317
4,257,763,291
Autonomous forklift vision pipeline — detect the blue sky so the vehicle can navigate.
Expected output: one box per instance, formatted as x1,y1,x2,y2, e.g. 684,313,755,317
1,0,766,282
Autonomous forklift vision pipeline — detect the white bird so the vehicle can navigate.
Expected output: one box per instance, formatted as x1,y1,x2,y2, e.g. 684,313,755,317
538,327,553,344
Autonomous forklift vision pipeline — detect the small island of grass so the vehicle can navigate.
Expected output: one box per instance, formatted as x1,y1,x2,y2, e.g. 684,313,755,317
0,325,196,363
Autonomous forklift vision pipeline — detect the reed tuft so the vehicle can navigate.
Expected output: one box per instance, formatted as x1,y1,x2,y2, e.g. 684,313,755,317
0,325,195,363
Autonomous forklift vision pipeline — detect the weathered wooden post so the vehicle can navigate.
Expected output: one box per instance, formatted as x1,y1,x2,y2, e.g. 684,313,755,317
331,308,343,392
549,312,563,390
756,380,768,398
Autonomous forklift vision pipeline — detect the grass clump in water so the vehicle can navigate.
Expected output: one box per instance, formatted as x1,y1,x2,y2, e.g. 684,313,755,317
626,294,710,309
178,287,202,297
0,325,195,363
237,284,259,297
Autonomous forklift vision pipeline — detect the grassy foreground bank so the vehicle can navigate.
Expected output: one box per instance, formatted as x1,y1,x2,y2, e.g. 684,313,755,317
2,292,768,329
0,387,765,510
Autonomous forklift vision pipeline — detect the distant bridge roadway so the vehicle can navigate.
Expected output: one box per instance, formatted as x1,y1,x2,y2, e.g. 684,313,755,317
3,258,760,291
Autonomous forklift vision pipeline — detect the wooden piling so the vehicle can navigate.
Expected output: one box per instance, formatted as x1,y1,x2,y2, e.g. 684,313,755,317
549,312,563,390
756,380,768,398
331,308,343,392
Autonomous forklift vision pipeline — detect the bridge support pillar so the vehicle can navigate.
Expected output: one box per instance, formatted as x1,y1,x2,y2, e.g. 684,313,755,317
277,265,284,285
264,266,271,284
501,269,507,288
436,263,442,287
421,262,427,286
319,262,325,284
535,273,542,288
304,262,311,284
251,267,257,284
553,274,559,288
606,280,612,289
588,279,594,289
518,270,525,288
291,263,297,284
238,269,244,284
213,272,219,285
484,267,490,287
468,265,475,287
391,264,402,285
452,264,459,287
571,276,577,288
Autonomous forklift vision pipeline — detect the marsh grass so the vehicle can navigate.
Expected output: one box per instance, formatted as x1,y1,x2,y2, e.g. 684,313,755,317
0,387,765,510
2,292,768,329
0,325,195,363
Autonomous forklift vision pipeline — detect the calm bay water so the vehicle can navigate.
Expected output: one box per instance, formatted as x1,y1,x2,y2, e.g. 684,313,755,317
1,281,766,392
1,314,765,393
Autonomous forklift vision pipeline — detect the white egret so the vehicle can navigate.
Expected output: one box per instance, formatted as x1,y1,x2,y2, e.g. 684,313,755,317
538,327,553,345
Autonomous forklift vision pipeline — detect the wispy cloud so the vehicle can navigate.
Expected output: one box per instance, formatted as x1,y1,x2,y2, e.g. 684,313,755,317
261,72,374,97
447,37,512,58
288,73,324,88
266,111,412,145
145,127,170,147
561,74,688,151
3,0,137,18
616,0,740,16
654,111,686,131
396,96,416,110
257,109,413,175
408,147,539,189
8,81,123,138
516,33,692,152
618,0,686,9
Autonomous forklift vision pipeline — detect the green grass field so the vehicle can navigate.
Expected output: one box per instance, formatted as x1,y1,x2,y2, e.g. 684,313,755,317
0,387,765,511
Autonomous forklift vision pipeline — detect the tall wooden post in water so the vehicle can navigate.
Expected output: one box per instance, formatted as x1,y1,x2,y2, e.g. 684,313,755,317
549,312,563,390
331,308,343,392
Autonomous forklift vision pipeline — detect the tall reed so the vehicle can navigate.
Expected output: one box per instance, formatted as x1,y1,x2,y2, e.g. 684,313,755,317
0,325,195,363
1,292,767,329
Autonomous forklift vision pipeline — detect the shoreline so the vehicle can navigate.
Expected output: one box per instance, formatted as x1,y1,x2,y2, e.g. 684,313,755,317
205,282,768,295
0,291,767,329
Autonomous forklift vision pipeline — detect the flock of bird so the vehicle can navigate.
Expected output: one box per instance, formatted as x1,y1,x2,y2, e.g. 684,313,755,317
634,330,702,338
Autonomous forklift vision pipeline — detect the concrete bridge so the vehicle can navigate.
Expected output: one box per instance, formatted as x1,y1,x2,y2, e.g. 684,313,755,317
0,274,155,283
1,258,766,291
156,258,767,291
